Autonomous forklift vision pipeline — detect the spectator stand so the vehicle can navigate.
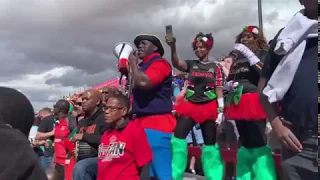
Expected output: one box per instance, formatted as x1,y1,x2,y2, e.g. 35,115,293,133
65,77,127,100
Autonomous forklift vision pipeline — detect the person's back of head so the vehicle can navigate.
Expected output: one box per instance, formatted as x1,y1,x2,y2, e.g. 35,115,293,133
0,87,34,137
40,107,51,113
38,107,52,119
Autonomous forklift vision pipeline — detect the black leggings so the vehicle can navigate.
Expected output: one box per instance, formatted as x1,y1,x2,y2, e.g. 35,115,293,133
174,116,217,145
236,119,267,148
52,164,65,180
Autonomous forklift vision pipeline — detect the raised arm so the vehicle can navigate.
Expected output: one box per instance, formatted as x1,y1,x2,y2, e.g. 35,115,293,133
220,57,233,77
233,44,266,73
165,36,188,72
215,64,225,114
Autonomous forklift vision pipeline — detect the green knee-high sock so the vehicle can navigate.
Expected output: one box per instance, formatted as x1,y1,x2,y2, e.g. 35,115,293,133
171,136,188,180
252,146,277,180
236,146,252,180
201,144,224,180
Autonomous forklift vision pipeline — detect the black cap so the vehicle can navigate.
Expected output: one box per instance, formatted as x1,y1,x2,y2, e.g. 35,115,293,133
133,34,164,56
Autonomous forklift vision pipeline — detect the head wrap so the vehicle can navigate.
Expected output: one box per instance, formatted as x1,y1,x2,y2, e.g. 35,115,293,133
192,34,213,50
242,26,259,35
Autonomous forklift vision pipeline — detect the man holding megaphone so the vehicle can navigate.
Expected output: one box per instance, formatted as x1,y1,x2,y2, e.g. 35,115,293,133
125,34,176,180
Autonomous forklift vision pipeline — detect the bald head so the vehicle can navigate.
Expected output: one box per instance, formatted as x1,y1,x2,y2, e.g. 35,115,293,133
84,89,102,101
81,89,102,114
102,86,120,102
38,107,52,119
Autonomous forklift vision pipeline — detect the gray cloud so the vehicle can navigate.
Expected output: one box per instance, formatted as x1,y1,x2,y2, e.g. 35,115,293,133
0,0,301,106
45,68,117,87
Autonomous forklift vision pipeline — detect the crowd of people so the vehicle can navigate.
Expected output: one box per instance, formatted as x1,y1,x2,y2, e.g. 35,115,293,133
0,0,318,180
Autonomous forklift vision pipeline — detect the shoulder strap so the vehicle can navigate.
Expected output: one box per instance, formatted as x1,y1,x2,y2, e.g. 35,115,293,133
268,28,285,69
143,55,163,67
269,28,284,51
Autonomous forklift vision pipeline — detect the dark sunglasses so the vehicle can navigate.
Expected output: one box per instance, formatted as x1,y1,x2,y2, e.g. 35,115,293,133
102,91,109,94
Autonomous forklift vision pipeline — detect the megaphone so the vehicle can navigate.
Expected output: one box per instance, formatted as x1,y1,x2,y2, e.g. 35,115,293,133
113,42,134,77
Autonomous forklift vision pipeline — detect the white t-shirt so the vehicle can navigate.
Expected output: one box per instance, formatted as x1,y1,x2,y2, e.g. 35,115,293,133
28,125,38,143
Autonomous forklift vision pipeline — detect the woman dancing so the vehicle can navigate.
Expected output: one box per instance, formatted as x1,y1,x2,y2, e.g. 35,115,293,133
165,32,224,180
223,25,277,180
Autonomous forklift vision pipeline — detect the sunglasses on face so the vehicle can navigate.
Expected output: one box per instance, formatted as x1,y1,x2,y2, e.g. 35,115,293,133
102,91,109,94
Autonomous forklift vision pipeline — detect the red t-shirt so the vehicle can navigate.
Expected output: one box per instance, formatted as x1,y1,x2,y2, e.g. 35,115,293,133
142,53,171,87
54,119,70,165
97,121,153,180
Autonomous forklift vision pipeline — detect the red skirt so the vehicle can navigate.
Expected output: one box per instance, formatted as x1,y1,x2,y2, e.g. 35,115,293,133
174,98,218,124
224,92,266,120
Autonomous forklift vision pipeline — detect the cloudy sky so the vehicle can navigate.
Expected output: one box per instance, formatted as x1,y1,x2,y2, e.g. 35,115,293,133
0,0,302,111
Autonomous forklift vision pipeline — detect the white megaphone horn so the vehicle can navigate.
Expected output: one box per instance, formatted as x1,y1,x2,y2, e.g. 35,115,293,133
113,42,135,77
113,42,135,87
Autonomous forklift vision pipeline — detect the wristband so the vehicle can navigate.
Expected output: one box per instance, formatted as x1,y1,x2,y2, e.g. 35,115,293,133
247,54,260,66
217,97,224,107
223,81,233,91
217,98,224,113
